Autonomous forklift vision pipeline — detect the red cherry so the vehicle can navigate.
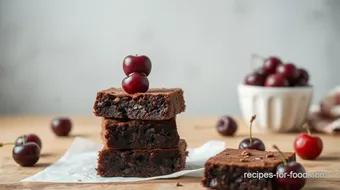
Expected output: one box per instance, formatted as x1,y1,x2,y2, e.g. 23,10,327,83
12,142,41,166
122,72,149,94
51,117,72,136
244,73,265,86
276,63,299,81
263,56,282,74
293,124,323,160
293,68,310,86
15,134,42,149
216,116,238,136
273,145,307,190
238,115,265,151
298,68,309,81
265,74,289,87
123,55,152,76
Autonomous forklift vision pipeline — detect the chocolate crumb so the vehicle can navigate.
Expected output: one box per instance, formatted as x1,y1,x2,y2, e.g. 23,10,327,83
176,182,183,187
240,158,248,162
113,97,120,103
266,153,274,158
241,150,251,156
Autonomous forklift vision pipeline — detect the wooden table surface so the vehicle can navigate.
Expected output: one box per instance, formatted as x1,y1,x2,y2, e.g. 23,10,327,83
0,116,339,190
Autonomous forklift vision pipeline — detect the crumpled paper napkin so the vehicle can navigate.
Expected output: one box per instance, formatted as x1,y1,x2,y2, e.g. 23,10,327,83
308,86,340,134
21,137,225,183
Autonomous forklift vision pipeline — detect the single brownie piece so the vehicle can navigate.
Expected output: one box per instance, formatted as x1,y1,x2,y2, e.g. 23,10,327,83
202,148,296,190
101,117,180,149
97,139,187,177
93,87,185,120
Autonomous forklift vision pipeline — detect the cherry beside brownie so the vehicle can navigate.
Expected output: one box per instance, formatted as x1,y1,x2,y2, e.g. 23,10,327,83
101,118,180,149
97,139,187,177
93,88,185,120
202,148,296,190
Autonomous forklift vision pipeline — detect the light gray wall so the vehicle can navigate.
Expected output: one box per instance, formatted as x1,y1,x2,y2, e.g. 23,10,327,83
0,0,339,116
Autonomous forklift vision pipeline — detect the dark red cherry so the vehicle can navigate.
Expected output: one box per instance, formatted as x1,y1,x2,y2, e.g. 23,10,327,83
15,134,42,149
122,72,149,94
244,73,265,86
123,55,152,76
298,68,309,81
265,74,289,87
263,56,282,74
255,67,268,78
276,63,299,81
293,68,309,86
216,116,238,136
239,115,265,151
51,117,72,136
273,145,307,190
12,142,41,166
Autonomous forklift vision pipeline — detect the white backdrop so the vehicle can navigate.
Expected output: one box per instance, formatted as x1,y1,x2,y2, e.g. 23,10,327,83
0,0,339,115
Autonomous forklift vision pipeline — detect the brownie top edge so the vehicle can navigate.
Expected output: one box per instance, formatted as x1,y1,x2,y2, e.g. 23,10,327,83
206,148,295,168
98,87,183,97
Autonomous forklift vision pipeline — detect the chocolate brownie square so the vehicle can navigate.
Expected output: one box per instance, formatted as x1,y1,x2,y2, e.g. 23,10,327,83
93,88,185,120
201,148,296,189
97,139,187,177
101,117,180,149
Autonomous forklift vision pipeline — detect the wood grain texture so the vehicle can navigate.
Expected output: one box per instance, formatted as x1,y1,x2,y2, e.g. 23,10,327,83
0,116,339,190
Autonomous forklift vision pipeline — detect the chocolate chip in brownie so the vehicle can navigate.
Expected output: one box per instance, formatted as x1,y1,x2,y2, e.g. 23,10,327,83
266,153,274,158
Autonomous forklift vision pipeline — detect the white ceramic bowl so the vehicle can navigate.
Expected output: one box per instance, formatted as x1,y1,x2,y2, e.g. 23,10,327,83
237,84,313,133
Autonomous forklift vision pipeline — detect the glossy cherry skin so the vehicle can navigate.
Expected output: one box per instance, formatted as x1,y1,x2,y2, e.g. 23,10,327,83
275,161,307,190
276,63,299,81
12,142,41,166
255,67,268,78
216,116,238,136
239,138,265,151
122,72,149,94
123,55,152,76
293,133,323,160
263,56,282,74
293,68,309,86
244,73,265,86
298,68,309,81
51,117,72,136
265,74,289,87
15,134,42,149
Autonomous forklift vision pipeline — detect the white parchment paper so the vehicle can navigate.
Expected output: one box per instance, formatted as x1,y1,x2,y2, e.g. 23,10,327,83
21,137,225,183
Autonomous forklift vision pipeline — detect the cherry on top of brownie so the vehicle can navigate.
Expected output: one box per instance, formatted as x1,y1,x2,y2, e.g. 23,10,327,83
207,148,295,168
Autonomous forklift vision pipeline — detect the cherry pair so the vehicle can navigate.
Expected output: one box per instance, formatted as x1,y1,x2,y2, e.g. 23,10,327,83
122,55,152,94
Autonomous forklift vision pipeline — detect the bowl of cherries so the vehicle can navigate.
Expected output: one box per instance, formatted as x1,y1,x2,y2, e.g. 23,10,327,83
238,55,313,133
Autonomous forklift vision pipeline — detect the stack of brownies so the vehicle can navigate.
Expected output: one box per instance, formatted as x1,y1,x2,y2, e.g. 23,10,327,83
92,87,187,177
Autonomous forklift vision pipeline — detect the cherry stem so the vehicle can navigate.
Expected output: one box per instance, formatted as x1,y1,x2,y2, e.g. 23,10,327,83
249,115,256,144
0,142,15,147
272,145,287,166
250,54,265,70
22,135,27,146
303,123,311,135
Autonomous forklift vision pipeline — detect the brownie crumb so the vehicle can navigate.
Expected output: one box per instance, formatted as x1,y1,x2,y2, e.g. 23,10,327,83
240,158,248,162
176,182,183,187
113,97,120,103
241,150,251,156
266,153,274,158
